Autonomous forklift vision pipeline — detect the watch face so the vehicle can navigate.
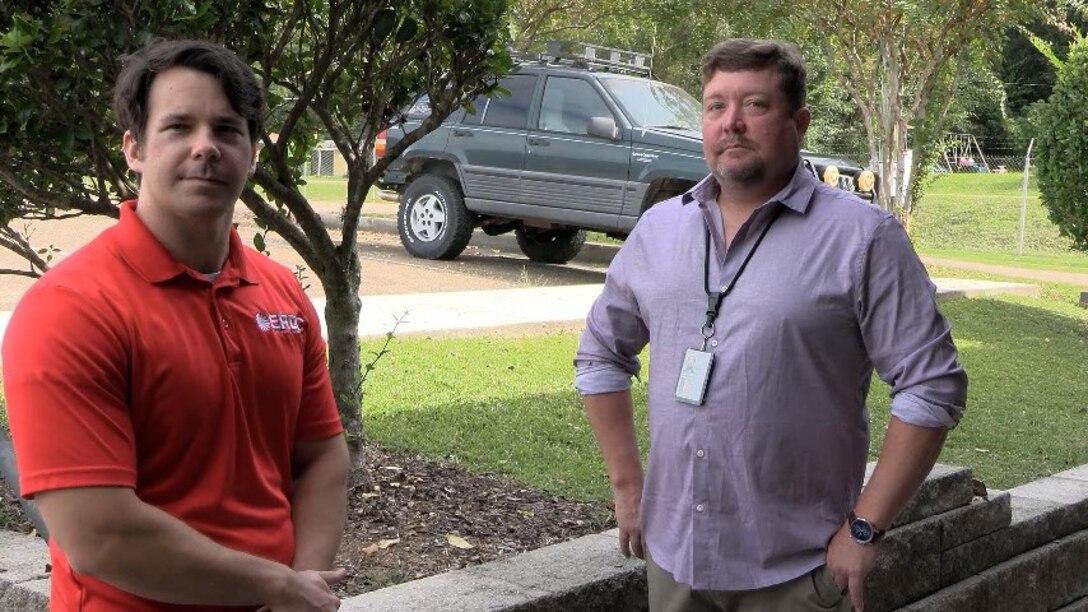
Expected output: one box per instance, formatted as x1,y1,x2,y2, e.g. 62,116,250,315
850,518,874,544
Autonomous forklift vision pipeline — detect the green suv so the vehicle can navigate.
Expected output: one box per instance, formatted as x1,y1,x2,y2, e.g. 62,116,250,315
378,44,876,264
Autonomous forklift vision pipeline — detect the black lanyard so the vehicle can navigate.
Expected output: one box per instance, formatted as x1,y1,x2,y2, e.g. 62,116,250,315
700,205,784,348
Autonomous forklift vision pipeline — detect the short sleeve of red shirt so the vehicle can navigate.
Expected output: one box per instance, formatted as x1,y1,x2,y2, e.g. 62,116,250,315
2,284,138,498
291,281,342,441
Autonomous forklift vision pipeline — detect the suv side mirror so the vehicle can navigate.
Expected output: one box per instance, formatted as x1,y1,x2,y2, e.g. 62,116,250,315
586,116,620,140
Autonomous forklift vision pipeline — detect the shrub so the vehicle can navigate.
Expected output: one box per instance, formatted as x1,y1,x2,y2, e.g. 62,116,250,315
1035,37,1088,251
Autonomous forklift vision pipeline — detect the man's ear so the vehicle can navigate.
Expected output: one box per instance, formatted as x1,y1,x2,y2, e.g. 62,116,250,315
794,107,812,138
122,131,143,174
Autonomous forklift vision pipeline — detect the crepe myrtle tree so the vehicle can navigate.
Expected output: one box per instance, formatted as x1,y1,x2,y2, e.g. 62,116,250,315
234,0,512,465
0,0,513,466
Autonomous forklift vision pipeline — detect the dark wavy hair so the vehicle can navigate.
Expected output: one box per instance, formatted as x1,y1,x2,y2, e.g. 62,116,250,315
113,39,263,144
700,39,807,113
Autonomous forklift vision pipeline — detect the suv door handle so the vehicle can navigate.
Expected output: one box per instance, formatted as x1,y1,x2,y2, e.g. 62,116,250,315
452,129,473,137
527,137,550,146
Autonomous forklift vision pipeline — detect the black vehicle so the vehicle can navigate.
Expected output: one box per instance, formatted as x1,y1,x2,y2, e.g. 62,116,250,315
378,42,877,264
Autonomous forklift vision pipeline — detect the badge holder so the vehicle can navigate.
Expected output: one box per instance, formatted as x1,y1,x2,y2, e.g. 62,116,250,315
674,316,717,406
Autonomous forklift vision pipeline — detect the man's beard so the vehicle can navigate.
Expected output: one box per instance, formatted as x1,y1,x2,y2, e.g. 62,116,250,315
710,137,764,184
713,157,764,184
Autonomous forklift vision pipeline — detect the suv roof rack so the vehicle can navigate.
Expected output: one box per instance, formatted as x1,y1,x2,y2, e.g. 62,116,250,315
513,41,652,78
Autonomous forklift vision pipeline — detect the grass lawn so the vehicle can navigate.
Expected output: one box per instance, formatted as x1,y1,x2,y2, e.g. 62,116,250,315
253,177,380,205
913,173,1088,271
358,275,1087,502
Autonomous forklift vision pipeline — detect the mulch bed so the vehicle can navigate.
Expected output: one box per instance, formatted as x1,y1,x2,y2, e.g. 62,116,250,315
0,444,614,599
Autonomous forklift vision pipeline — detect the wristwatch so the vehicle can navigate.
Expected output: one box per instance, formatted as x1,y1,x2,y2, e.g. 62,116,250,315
848,511,885,545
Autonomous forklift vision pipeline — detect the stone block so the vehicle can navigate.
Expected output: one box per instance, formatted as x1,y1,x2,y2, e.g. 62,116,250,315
941,493,1073,586
1008,476,1088,535
863,493,1009,611
0,531,50,611
899,528,1088,612
470,530,646,612
863,463,974,527
1056,596,1088,612
937,491,1012,551
1079,291,1087,309
1054,464,1088,483
866,519,941,612
0,531,49,583
341,570,553,612
0,578,48,612
341,529,647,612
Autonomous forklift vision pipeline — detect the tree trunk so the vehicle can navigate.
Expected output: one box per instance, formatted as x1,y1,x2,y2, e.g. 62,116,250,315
321,251,365,474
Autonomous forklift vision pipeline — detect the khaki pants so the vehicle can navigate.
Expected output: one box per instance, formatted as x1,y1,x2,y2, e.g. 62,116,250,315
646,554,852,612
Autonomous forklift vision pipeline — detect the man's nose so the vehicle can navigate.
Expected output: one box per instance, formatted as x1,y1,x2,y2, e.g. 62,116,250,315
192,128,221,160
720,106,744,133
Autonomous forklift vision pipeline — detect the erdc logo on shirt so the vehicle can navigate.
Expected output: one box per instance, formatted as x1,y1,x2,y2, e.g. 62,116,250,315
254,312,305,334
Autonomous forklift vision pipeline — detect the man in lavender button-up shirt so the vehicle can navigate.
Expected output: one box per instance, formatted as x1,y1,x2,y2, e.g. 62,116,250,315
575,39,966,612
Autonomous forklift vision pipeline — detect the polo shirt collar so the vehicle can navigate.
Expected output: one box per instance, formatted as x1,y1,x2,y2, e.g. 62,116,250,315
683,159,818,214
114,200,258,286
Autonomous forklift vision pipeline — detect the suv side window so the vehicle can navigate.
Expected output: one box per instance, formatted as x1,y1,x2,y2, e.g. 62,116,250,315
473,74,537,129
462,96,488,125
538,77,614,135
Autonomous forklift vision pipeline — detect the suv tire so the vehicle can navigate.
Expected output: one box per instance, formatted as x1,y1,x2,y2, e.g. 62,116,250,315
514,227,587,264
397,174,474,260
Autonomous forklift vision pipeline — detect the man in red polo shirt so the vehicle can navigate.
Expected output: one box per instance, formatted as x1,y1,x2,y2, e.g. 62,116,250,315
2,39,348,611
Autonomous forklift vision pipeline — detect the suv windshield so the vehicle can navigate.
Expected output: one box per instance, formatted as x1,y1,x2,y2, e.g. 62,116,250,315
599,77,701,131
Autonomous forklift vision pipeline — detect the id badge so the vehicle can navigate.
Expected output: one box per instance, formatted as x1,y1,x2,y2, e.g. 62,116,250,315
675,348,714,405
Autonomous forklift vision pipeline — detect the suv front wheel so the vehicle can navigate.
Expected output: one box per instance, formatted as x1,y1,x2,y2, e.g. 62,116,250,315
514,227,587,264
397,174,475,260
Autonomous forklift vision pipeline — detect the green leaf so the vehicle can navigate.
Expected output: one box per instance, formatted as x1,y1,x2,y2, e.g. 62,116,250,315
253,233,266,252
395,18,418,44
372,9,397,40
47,25,63,45
59,129,75,156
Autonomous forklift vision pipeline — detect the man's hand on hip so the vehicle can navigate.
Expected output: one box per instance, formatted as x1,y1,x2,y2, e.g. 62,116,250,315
826,522,878,612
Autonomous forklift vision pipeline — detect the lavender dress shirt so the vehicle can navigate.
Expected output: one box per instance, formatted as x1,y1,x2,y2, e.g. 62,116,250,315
574,163,967,591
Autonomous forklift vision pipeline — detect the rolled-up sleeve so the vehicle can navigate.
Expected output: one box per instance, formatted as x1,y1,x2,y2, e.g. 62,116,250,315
574,240,650,395
855,217,967,428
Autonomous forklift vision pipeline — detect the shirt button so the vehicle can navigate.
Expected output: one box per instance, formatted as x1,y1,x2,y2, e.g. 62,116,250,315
710,339,719,347
222,318,229,328
720,285,727,293
696,449,705,458
696,504,705,513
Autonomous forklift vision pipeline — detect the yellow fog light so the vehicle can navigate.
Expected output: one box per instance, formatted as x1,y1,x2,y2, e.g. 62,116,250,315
822,165,840,187
857,170,875,193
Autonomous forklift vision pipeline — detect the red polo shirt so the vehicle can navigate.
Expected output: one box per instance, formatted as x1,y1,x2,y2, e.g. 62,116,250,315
2,201,343,611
